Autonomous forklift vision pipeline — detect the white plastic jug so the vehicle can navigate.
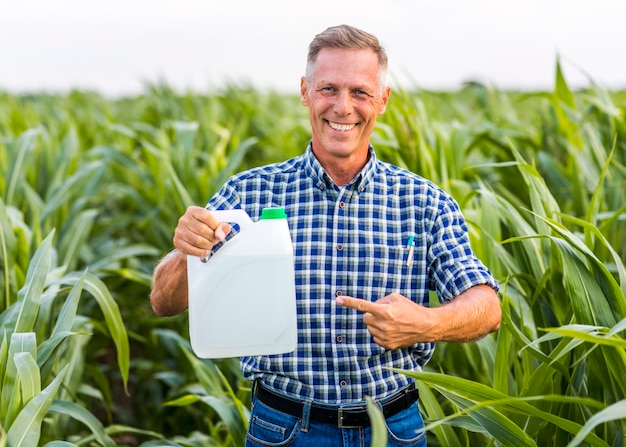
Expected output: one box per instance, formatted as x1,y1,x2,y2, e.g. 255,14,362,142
187,207,297,358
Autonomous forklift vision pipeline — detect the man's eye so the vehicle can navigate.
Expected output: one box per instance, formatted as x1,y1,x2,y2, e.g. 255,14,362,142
353,90,371,98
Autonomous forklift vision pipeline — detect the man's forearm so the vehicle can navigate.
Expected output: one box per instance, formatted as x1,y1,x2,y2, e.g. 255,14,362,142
430,284,501,343
150,250,189,316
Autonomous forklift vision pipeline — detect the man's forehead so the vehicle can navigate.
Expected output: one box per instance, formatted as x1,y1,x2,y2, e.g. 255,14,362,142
309,48,380,85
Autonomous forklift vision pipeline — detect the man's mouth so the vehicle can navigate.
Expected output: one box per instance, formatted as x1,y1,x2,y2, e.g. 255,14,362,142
328,121,356,132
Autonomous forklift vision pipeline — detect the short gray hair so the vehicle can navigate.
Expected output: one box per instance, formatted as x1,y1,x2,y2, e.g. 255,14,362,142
305,24,388,91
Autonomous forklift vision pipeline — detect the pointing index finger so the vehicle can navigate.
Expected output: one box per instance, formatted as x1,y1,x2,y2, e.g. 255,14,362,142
336,296,381,314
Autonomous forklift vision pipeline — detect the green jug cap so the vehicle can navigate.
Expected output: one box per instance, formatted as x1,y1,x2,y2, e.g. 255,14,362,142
260,207,288,220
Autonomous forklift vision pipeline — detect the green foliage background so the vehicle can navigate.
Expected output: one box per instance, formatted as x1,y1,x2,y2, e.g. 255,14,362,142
1,63,625,446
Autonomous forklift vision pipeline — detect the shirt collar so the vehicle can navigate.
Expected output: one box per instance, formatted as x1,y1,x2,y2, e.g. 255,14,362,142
302,142,378,193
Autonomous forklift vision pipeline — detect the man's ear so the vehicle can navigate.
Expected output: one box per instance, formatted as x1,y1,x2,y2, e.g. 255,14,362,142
300,77,309,106
379,86,391,115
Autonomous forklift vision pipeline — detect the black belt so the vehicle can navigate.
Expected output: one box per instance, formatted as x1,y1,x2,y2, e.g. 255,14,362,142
254,382,418,428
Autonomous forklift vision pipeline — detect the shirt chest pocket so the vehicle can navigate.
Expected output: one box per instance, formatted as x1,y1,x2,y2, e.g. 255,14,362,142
351,243,422,300
358,244,410,277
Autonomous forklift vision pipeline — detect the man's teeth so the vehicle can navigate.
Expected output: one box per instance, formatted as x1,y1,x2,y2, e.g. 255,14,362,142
329,122,356,131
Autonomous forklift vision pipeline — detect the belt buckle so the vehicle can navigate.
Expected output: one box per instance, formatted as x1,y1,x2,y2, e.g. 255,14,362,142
337,407,364,429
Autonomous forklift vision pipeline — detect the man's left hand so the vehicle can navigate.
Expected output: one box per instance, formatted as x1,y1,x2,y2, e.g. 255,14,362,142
336,285,501,348
336,293,433,349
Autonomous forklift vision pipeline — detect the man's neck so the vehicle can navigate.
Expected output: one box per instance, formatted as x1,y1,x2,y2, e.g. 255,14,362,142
311,146,370,187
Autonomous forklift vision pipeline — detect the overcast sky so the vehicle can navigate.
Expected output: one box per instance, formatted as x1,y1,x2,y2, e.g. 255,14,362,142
1,0,625,97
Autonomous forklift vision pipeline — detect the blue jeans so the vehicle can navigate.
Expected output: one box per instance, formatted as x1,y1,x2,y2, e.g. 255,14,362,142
245,396,427,447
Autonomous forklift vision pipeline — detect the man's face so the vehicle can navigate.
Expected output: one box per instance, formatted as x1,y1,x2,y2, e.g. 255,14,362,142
300,47,390,168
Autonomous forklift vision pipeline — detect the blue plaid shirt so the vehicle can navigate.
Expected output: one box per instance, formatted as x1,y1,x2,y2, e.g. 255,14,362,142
207,144,498,405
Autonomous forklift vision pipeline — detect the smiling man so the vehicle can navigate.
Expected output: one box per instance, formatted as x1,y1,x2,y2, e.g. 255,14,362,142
301,45,390,186
150,24,501,447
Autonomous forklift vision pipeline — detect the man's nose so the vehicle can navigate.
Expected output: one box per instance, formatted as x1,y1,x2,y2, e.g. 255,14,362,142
333,90,353,114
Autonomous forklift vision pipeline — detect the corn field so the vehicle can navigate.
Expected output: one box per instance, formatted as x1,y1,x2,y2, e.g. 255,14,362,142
1,62,625,446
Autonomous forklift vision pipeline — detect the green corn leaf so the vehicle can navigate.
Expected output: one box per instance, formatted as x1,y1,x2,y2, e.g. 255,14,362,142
542,322,626,349
366,396,390,447
35,271,88,381
1,332,38,427
176,345,248,444
48,400,116,447
7,332,37,355
36,331,81,375
0,330,8,387
13,231,55,334
584,141,614,235
58,209,98,271
57,319,93,411
40,161,106,222
13,352,41,405
214,136,258,189
493,298,515,393
170,120,199,181
550,236,618,327
5,128,42,207
399,370,606,446
87,244,161,273
46,125,80,195
537,320,626,399
414,381,464,447
501,296,571,380
42,442,78,447
59,271,129,391
72,424,168,446
138,441,184,447
198,395,243,439
508,221,623,328
557,212,626,299
553,58,583,150
164,394,200,407
50,270,86,338
563,260,610,328
166,391,246,446
567,400,626,447
178,342,223,394
0,199,18,309
150,144,195,212
511,145,561,230
438,395,536,447
6,365,68,447
554,58,576,110
213,360,251,432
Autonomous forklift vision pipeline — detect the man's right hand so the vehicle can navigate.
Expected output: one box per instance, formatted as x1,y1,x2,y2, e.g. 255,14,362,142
173,206,232,259
150,206,232,316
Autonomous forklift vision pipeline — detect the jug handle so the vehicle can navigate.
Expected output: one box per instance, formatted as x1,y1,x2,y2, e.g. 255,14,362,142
209,209,253,231
188,209,253,264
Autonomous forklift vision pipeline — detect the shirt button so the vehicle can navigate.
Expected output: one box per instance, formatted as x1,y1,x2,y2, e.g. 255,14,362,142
335,290,342,297
336,244,343,251
340,380,347,387
336,335,343,343
339,201,345,209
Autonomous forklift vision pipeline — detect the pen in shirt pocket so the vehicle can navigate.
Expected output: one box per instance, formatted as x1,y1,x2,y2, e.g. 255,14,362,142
405,235,415,267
